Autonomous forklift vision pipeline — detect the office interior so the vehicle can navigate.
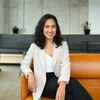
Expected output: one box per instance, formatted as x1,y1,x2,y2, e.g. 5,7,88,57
0,0,100,100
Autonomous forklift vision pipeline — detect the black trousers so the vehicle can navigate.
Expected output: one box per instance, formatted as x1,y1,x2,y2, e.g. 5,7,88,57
42,72,93,100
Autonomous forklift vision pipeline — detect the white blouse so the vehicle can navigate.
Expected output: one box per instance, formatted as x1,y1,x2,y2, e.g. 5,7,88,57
45,53,53,72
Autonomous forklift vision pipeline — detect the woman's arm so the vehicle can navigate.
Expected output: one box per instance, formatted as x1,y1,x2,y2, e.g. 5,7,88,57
56,81,66,100
27,72,37,92
56,41,70,100
21,43,37,92
57,41,70,84
21,43,35,79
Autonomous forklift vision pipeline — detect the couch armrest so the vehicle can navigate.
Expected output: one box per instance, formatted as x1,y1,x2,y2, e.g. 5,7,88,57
21,73,30,100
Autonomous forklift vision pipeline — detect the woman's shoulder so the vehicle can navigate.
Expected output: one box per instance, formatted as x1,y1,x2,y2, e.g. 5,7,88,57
30,43,35,46
62,41,68,45
29,43,34,47
61,41,69,51
30,43,39,49
29,43,37,48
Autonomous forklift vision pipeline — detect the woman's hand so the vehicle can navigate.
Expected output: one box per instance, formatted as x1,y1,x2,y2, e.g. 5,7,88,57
27,72,37,92
55,81,66,100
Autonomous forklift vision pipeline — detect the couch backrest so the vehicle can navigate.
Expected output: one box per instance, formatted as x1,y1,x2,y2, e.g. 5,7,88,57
70,54,100,79
30,54,100,79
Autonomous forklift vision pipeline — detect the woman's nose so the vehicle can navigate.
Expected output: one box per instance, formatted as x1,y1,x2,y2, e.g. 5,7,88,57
48,27,52,32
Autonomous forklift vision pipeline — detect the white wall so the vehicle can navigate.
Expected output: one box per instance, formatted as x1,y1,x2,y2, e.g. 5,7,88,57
0,0,4,33
4,0,88,34
89,0,100,34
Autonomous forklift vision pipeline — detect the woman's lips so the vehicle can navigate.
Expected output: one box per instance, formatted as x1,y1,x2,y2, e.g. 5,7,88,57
48,33,53,36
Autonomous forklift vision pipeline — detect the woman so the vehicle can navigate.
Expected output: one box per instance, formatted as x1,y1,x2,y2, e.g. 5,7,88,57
21,14,93,100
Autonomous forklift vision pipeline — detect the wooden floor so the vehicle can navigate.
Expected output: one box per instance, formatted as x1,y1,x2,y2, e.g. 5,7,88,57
0,64,21,100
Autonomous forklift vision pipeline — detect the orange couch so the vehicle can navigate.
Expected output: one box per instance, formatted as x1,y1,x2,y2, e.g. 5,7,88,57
21,54,100,100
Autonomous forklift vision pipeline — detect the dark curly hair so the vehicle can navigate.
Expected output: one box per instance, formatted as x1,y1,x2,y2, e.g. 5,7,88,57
34,14,63,49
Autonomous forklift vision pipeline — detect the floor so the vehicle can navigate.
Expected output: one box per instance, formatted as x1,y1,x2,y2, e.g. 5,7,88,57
0,64,21,100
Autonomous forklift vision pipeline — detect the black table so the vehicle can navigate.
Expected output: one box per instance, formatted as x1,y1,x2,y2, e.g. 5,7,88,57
76,41,100,53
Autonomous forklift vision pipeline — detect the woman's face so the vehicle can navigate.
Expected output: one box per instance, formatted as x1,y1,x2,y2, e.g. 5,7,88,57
43,18,57,40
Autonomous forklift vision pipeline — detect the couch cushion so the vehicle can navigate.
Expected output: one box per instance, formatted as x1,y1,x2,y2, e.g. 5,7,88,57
78,79,100,100
25,93,54,100
24,79,100,100
70,54,100,78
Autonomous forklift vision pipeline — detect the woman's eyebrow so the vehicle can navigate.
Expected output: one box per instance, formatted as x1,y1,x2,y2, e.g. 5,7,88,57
52,25,56,26
44,25,56,26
